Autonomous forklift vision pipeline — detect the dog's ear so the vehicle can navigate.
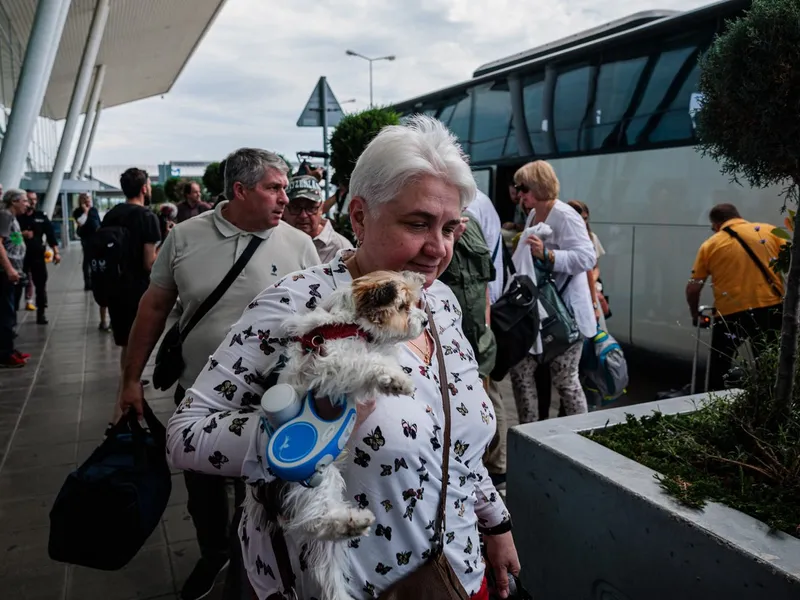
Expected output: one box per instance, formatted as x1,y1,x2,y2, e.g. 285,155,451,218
352,276,399,325
368,281,398,307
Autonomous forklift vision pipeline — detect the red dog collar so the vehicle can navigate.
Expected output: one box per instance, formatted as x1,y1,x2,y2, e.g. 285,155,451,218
295,323,372,354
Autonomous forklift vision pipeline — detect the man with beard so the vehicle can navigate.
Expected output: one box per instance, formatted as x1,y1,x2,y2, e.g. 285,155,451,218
17,190,60,324
101,168,160,358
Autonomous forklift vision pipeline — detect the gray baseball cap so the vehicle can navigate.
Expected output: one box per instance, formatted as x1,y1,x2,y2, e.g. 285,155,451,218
286,175,323,203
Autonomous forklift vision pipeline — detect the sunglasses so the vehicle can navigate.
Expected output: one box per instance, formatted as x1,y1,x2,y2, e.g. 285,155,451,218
514,184,530,194
286,202,320,216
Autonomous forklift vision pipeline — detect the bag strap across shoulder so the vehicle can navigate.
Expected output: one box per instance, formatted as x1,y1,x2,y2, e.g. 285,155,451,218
179,236,263,342
425,303,451,550
722,226,783,298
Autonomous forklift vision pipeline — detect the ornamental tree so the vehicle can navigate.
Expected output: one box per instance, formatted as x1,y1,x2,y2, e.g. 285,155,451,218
329,107,400,187
696,0,800,409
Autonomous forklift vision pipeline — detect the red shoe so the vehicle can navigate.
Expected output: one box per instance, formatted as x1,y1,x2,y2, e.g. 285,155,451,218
13,350,31,361
0,354,26,368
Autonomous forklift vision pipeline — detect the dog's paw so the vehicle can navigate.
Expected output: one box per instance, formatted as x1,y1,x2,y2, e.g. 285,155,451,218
377,372,414,396
327,507,375,540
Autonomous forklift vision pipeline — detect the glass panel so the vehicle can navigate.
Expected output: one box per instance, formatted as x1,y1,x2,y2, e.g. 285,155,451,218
445,95,472,147
590,55,648,149
437,103,456,125
522,77,547,153
647,48,705,143
471,80,514,162
472,168,492,198
624,42,700,145
553,65,591,153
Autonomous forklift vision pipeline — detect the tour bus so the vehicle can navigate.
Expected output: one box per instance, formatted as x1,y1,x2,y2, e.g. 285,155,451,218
391,0,782,362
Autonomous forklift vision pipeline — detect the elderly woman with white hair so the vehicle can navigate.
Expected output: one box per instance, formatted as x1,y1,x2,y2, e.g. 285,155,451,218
166,116,519,599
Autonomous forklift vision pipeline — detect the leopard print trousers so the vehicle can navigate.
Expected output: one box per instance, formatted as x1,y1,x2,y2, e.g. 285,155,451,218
508,341,587,424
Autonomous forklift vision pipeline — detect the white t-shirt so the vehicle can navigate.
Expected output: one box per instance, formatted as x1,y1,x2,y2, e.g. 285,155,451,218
150,201,321,389
166,250,510,599
465,190,504,304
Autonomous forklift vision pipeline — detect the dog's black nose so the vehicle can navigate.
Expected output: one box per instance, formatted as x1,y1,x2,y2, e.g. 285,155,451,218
421,319,429,328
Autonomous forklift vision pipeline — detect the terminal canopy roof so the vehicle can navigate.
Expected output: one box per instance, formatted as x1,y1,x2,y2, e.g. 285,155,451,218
1,0,227,119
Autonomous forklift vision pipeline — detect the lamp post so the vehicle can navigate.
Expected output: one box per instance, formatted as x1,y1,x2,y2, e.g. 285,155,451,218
345,50,396,108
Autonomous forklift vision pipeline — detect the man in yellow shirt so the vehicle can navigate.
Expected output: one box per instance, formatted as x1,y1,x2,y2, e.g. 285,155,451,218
686,203,785,390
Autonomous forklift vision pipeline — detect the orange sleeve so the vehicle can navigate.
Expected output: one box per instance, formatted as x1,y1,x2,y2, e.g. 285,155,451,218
691,242,709,281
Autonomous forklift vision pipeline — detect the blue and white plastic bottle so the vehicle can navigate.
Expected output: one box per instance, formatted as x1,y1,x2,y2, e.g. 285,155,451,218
261,383,357,488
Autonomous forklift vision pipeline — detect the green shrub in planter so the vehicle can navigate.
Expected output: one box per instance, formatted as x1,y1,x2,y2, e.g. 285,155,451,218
586,340,800,538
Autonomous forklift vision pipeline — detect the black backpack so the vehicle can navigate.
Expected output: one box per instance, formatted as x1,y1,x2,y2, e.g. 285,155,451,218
489,242,541,381
48,403,172,571
86,224,131,306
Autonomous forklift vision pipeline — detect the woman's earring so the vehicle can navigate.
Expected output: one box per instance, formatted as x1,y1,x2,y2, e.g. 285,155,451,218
356,237,363,248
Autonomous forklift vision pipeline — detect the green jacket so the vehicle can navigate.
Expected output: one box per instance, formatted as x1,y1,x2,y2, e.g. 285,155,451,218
439,219,497,378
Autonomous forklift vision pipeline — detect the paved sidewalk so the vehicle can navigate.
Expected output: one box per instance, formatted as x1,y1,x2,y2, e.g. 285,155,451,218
0,246,222,600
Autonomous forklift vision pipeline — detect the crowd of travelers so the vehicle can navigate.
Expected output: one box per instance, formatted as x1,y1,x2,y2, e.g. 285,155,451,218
0,114,788,600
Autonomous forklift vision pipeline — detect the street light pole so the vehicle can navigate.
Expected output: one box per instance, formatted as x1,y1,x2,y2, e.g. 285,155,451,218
345,50,396,109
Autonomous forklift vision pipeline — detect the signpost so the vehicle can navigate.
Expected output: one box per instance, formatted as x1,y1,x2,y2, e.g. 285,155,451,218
297,76,344,201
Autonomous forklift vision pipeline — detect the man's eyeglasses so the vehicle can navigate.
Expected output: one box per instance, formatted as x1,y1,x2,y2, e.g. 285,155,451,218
286,202,319,216
514,184,530,194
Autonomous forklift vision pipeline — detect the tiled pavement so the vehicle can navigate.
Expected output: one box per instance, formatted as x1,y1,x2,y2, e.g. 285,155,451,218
0,246,227,600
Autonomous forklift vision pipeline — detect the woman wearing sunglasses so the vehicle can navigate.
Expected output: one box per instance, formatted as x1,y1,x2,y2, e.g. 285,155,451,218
508,161,597,424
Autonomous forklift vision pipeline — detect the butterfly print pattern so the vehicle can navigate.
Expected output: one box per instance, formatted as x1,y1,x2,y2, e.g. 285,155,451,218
166,253,510,600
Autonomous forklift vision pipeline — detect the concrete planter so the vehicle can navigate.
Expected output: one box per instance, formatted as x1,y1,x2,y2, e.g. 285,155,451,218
507,392,800,600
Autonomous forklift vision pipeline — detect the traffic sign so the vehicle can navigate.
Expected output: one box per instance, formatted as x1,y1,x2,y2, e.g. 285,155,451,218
297,77,345,128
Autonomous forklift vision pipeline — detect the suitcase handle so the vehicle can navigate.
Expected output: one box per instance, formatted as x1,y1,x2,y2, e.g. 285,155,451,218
690,306,716,394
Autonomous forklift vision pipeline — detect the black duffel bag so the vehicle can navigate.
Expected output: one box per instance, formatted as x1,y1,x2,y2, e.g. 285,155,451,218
48,403,171,571
489,245,540,381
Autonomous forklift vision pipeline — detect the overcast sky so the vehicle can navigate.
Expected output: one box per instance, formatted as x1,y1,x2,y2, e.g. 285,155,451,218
90,0,709,168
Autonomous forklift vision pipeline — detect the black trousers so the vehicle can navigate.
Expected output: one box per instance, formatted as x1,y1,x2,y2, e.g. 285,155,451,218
80,239,93,289
708,304,783,391
0,276,16,360
175,385,252,599
16,255,47,317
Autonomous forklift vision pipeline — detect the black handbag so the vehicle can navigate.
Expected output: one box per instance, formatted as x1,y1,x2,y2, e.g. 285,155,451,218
153,236,263,390
48,402,171,571
490,252,540,381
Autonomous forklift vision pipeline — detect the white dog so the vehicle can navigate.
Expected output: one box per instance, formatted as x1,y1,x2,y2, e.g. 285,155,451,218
249,270,428,600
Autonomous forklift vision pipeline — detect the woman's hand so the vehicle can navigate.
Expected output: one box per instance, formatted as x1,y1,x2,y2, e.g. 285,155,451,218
313,394,376,430
525,234,545,260
355,398,376,429
485,531,521,599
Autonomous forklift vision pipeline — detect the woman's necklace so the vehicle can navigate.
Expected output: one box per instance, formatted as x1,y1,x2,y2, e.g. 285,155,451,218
407,331,432,365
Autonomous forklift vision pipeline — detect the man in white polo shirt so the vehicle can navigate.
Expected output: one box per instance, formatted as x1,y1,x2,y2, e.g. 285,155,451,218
282,174,352,263
117,148,319,600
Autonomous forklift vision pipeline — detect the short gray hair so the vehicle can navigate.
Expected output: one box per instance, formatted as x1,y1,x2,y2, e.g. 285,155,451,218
2,188,26,208
349,115,476,212
224,148,288,200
